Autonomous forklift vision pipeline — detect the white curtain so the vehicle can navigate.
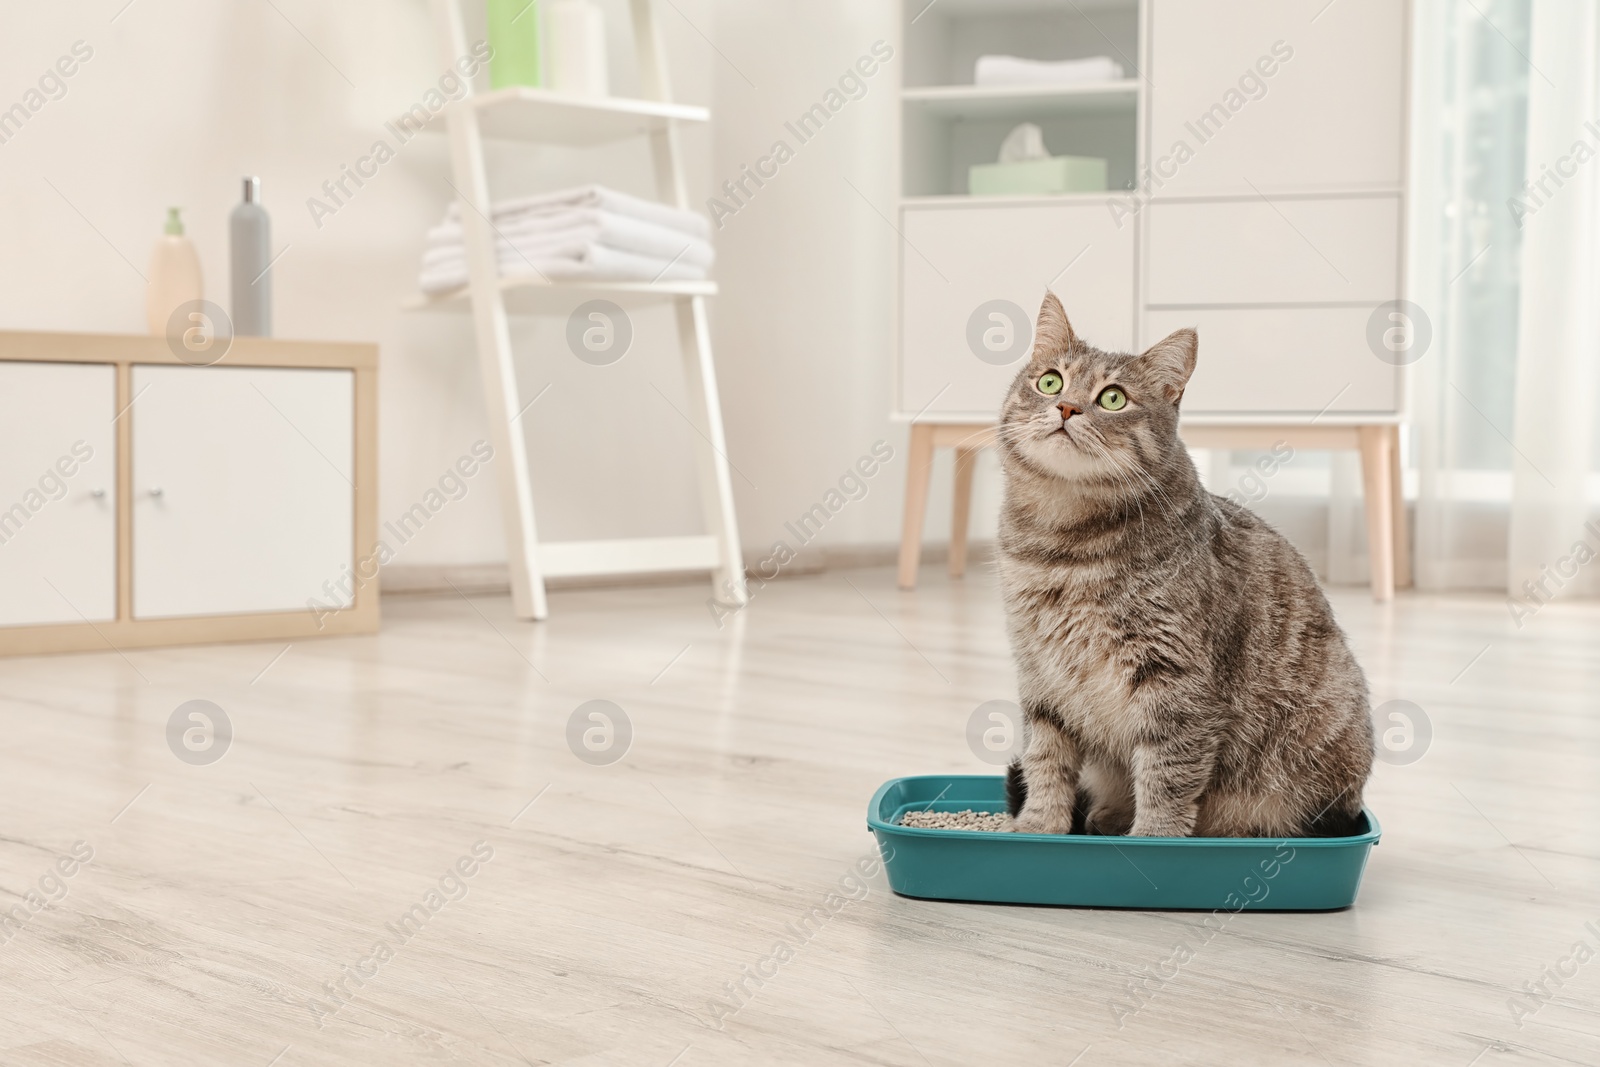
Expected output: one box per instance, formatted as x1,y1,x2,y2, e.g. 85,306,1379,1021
1508,0,1600,600
1377,0,1600,601
1405,0,1528,592
1212,1,1600,596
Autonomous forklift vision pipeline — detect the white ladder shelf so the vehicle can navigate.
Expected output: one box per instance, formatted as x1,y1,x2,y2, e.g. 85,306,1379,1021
424,0,746,620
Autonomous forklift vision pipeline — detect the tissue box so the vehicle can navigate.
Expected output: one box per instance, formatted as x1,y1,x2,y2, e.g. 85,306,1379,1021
968,156,1108,196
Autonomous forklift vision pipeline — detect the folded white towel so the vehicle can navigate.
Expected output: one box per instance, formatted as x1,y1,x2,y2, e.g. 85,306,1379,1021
444,184,710,240
973,55,1125,87
421,185,714,294
426,208,714,266
419,244,708,296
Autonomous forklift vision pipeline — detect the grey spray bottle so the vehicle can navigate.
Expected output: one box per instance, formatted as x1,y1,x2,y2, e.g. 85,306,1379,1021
230,176,272,336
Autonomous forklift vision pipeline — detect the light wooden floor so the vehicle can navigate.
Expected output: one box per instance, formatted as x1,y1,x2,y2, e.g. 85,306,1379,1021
1,564,1597,1067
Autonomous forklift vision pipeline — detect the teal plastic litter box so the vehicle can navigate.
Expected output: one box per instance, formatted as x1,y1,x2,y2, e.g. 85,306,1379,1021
868,775,1380,911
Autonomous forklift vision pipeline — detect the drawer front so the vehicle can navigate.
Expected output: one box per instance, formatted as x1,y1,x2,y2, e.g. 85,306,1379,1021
0,361,117,627
1147,307,1399,416
1147,0,1406,196
1146,197,1400,306
899,202,1136,420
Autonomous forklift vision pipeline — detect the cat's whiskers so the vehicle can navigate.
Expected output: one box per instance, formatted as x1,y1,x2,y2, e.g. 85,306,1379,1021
1103,435,1182,515
951,425,999,451
1088,433,1221,579
1080,430,1181,535
1075,433,1150,534
1001,411,1181,546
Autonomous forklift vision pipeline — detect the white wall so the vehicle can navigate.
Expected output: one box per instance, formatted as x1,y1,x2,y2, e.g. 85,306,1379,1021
704,1,1006,565
0,0,988,580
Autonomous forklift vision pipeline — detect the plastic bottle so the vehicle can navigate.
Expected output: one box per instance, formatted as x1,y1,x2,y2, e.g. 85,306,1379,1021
230,176,272,336
145,207,203,336
545,0,608,96
486,0,541,89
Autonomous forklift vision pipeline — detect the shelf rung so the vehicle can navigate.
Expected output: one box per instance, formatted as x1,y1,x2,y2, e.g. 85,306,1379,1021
424,87,709,147
405,278,717,314
538,535,721,578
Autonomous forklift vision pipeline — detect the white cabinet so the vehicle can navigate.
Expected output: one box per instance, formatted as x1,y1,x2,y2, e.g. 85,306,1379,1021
898,200,1137,420
889,0,1413,599
893,0,1411,425
131,365,355,619
1145,0,1407,196
0,362,117,627
0,332,377,657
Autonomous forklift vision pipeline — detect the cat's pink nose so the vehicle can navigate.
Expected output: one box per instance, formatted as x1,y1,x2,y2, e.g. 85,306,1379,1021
1057,402,1082,421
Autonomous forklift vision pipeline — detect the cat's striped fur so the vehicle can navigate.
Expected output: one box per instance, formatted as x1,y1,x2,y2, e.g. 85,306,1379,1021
997,294,1373,837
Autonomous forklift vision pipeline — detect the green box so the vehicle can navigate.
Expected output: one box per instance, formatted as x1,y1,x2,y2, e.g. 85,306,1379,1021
968,156,1108,196
486,0,542,89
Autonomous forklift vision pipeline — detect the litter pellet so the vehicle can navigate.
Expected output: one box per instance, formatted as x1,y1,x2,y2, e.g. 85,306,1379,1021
899,809,1014,832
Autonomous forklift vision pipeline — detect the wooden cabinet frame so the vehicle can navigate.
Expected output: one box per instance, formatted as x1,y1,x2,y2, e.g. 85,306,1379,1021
0,332,379,655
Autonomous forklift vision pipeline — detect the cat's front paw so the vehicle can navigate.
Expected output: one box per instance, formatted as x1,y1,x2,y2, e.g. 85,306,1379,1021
1128,813,1196,838
1013,807,1074,835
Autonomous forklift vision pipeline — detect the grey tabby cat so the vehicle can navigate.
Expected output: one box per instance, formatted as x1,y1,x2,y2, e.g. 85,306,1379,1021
998,294,1372,838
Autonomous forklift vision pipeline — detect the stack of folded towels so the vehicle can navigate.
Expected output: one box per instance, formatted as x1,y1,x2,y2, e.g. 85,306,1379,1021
974,54,1124,87
418,184,713,295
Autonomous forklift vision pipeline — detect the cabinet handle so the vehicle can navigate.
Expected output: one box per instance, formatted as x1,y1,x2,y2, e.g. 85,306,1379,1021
90,488,106,499
148,487,164,498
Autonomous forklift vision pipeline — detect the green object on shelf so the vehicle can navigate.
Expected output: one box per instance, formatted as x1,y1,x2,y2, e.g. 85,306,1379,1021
969,155,1108,196
486,0,542,89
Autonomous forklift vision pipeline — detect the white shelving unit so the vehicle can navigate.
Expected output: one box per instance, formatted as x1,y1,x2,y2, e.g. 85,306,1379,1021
892,0,1415,600
420,0,746,621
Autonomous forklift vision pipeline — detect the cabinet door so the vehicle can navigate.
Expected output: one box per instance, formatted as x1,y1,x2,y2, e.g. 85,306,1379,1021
1148,306,1399,416
899,201,1137,420
1146,0,1406,195
0,362,117,627
131,365,354,619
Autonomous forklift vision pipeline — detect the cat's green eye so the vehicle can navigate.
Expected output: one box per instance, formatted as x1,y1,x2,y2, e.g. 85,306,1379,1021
1037,372,1064,395
1097,386,1128,411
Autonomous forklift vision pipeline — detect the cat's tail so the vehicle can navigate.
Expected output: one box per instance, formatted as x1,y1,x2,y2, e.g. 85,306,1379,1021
1304,791,1367,838
1005,759,1028,816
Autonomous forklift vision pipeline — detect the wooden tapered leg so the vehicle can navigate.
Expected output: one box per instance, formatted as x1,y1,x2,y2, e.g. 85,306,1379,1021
897,423,937,590
1388,424,1412,589
949,446,977,578
1359,425,1395,602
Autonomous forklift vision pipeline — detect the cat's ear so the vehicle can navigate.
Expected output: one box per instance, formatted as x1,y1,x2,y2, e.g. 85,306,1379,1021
1135,327,1198,404
1033,291,1077,355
